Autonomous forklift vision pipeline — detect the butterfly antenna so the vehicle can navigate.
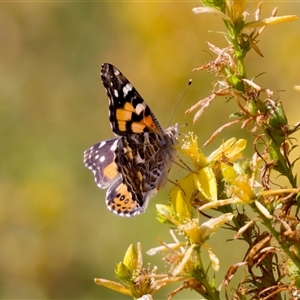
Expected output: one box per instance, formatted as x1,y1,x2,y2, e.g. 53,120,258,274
168,79,192,126
167,178,186,196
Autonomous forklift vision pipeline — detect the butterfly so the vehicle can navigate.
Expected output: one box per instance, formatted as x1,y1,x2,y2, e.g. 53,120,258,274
83,63,178,217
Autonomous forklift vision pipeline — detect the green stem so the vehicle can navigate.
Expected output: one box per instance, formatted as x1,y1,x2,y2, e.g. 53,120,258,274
192,248,220,300
224,20,247,78
264,130,297,188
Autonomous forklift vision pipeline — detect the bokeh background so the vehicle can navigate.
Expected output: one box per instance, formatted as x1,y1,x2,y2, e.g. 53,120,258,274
1,2,300,299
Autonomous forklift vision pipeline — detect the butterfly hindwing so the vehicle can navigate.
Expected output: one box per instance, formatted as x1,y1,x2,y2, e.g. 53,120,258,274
106,178,143,216
83,138,119,188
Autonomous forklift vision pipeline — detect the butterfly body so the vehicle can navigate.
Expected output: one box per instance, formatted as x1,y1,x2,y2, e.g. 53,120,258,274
84,63,177,217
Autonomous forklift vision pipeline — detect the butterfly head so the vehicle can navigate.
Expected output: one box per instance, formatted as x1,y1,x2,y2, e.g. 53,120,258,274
165,123,179,143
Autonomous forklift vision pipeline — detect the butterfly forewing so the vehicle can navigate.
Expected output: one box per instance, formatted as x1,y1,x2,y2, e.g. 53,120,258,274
101,63,163,136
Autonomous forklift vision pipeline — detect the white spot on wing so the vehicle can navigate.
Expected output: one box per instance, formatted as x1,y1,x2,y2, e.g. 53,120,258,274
123,83,132,97
135,103,146,115
110,140,118,151
99,141,106,148
114,89,119,98
114,69,120,75
100,156,105,162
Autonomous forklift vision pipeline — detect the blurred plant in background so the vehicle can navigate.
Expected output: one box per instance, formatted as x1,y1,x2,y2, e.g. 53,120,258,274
95,1,300,299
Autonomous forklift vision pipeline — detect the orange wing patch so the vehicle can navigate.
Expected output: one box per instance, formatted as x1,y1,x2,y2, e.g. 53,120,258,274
116,108,133,121
131,122,148,133
123,102,136,112
143,115,161,134
103,161,119,180
108,183,139,215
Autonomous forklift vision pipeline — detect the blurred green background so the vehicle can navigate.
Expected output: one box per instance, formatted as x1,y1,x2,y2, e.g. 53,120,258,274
1,2,300,299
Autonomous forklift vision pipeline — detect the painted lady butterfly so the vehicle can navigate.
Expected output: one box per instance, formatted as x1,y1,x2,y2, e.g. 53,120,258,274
83,63,178,217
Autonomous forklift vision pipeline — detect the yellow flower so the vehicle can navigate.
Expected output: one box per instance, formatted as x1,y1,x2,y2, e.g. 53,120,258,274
245,15,298,29
177,135,246,212
178,214,233,272
151,214,233,273
178,213,234,245
226,0,246,24
95,243,172,298
207,137,246,163
181,132,207,168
